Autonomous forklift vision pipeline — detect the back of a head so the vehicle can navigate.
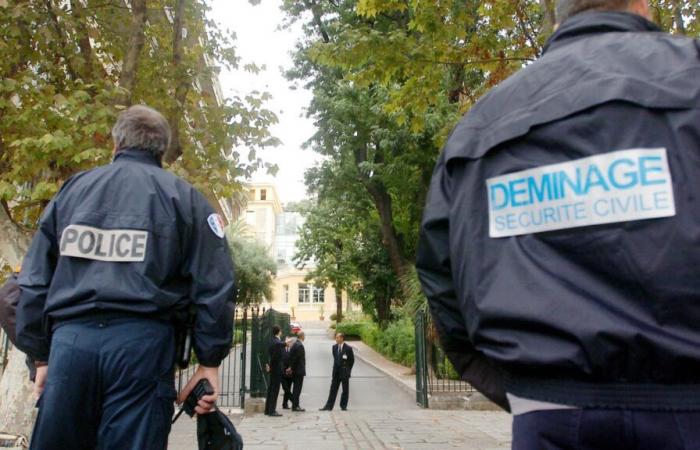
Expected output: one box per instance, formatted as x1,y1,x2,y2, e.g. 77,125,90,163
556,0,637,24
111,105,171,160
272,325,281,336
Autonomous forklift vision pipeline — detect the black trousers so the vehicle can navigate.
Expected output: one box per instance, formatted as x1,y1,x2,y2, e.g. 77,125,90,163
324,375,349,410
513,409,700,450
31,318,175,450
264,374,282,414
281,377,293,407
291,375,304,408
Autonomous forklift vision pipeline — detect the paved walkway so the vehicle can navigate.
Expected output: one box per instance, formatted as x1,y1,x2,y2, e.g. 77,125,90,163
169,322,513,449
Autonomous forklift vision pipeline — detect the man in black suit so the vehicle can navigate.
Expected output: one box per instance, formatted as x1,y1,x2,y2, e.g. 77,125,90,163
264,325,284,417
289,331,306,411
281,336,294,409
320,332,354,411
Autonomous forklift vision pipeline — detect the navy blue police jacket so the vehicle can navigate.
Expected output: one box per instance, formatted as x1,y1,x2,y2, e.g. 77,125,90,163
16,149,235,367
417,11,700,411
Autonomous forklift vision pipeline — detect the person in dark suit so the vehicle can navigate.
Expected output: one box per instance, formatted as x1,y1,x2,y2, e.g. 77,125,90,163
281,336,294,409
320,332,354,411
289,331,306,411
264,325,284,417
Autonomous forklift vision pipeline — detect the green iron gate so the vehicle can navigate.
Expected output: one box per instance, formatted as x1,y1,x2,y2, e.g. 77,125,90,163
175,307,249,409
415,310,429,408
415,308,474,408
249,307,291,398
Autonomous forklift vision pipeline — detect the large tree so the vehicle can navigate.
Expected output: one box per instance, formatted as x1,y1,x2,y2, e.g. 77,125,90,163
0,0,279,437
282,0,699,322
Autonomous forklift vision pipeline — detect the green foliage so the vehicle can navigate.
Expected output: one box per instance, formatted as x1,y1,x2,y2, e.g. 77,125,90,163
0,1,279,228
338,318,415,367
335,321,366,338
227,235,276,305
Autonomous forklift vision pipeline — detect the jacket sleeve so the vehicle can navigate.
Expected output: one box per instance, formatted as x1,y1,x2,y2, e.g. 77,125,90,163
181,192,235,367
16,200,59,361
416,154,510,412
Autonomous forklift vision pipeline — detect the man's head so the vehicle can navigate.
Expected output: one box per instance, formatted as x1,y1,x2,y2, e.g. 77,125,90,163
335,332,345,344
556,0,650,24
272,325,281,337
297,331,305,342
111,105,171,160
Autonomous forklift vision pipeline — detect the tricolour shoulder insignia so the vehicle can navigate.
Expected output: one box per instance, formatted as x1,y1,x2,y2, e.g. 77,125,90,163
207,214,225,239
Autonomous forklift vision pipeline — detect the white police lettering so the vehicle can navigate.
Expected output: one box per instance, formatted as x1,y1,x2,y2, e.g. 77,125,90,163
60,225,148,262
207,213,225,239
487,148,676,238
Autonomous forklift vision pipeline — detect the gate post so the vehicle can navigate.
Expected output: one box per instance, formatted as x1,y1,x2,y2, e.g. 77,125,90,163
239,308,248,409
415,309,429,408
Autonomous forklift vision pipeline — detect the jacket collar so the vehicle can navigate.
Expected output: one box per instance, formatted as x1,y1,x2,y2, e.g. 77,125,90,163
112,148,162,167
543,11,661,54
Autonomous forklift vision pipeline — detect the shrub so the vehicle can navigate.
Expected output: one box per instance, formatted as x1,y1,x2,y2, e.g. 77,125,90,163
330,313,338,322
335,321,365,338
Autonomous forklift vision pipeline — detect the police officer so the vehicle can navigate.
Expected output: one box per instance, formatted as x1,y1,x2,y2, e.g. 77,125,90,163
16,105,235,450
417,1,700,448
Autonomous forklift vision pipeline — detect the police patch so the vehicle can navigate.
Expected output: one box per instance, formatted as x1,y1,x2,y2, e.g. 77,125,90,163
60,225,148,262
207,214,225,239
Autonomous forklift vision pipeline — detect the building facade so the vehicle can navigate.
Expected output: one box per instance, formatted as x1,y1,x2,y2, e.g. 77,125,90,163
243,184,353,322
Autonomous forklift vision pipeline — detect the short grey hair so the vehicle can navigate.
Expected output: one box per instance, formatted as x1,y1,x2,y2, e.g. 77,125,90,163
556,0,636,24
111,105,171,158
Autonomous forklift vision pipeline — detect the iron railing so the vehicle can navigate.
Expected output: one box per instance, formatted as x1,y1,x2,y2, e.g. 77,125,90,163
415,308,474,408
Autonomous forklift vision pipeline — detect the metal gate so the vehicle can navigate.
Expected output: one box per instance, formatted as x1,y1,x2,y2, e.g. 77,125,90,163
249,307,291,398
175,307,249,409
415,308,474,408
415,310,429,408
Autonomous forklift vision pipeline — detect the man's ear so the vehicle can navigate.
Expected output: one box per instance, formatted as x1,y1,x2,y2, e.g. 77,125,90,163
629,0,651,20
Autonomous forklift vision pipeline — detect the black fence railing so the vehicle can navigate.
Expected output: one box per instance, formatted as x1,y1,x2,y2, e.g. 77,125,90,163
249,307,291,398
415,309,474,408
175,307,249,409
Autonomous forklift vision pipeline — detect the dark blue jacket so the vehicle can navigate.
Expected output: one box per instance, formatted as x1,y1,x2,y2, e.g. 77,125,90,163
16,149,235,367
417,12,700,410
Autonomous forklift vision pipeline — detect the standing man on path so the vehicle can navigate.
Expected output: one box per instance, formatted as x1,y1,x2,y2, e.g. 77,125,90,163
417,0,700,448
264,325,284,417
281,336,294,409
16,105,235,450
320,332,354,411
289,331,306,411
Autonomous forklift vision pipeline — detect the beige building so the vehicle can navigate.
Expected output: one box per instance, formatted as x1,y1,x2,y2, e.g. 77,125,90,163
243,184,354,322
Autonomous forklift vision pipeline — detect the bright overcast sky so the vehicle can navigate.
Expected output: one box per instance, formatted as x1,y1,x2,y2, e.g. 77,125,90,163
209,0,318,204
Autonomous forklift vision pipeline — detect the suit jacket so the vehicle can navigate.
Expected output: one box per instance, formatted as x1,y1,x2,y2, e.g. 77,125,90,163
282,344,293,378
290,340,306,377
332,343,354,379
268,336,284,376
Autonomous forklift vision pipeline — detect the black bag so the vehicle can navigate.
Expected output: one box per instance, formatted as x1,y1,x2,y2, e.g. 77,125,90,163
0,272,20,346
0,271,38,381
197,410,244,450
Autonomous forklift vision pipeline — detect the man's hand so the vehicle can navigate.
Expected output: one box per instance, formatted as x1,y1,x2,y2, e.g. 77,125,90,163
177,365,219,415
265,363,270,373
34,364,48,399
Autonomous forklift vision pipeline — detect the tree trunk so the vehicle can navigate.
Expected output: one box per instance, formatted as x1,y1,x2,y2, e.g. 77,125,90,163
0,347,36,440
364,181,410,292
117,0,148,106
334,288,343,323
164,0,189,164
376,293,390,324
0,205,33,439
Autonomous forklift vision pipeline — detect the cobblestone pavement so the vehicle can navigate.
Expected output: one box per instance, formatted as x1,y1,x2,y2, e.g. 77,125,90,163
170,409,511,450
236,409,512,450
